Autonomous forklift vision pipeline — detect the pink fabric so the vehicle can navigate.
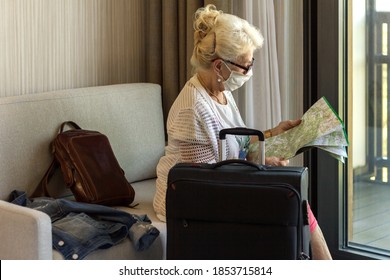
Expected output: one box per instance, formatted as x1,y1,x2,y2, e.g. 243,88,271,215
307,203,318,233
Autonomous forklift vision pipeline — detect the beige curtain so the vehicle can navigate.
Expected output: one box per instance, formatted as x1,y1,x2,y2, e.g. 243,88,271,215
233,0,304,165
274,0,304,122
145,0,232,123
274,0,304,166
233,0,282,131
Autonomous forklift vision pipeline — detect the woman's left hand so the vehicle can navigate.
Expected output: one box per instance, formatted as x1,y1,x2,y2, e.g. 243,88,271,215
265,156,289,166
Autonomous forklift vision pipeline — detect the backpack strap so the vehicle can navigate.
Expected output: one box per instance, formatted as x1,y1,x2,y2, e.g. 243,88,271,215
60,121,81,132
30,158,60,198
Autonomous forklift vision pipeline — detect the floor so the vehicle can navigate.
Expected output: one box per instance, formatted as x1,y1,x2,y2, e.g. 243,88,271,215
352,180,390,252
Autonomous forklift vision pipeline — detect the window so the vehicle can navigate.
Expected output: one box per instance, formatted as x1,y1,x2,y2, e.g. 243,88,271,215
349,0,390,257
306,0,390,259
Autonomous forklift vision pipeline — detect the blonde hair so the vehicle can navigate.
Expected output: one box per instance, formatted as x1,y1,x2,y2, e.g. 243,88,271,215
191,4,264,72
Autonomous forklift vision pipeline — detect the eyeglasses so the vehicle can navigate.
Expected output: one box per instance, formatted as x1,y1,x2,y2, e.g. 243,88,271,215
225,57,255,74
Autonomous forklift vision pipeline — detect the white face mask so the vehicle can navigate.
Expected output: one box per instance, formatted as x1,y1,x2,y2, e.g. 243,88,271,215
220,62,253,92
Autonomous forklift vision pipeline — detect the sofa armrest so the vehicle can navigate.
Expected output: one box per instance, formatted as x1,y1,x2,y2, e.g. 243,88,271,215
0,200,53,259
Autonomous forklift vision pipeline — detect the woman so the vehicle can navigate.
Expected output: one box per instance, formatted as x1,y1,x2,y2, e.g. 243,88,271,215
154,4,332,260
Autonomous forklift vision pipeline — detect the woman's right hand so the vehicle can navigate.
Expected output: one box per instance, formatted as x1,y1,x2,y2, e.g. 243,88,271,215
270,119,301,137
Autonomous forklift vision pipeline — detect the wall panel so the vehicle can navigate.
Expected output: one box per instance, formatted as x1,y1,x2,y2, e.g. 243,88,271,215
0,0,145,97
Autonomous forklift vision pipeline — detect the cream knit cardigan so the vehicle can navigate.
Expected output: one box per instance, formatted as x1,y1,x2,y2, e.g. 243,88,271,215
153,75,246,221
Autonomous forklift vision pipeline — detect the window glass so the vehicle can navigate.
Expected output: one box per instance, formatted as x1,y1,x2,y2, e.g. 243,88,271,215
349,0,390,256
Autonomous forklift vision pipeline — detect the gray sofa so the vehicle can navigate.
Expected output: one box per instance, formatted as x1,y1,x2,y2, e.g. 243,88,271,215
0,83,167,260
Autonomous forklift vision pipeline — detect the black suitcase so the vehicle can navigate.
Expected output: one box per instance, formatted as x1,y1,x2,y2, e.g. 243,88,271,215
166,127,310,260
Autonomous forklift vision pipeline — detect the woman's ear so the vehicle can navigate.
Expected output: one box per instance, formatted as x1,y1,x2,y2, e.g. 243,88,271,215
213,59,223,73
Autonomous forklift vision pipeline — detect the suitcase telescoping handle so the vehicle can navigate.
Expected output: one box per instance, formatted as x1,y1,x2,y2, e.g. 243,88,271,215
218,127,265,165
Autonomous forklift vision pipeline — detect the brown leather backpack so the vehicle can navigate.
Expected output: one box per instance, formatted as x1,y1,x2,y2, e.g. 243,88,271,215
32,121,135,206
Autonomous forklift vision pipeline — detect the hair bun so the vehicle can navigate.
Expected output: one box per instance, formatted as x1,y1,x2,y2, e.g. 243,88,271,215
193,5,221,42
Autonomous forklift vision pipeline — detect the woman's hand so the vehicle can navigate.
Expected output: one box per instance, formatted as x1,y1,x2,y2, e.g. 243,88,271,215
248,120,300,165
270,119,301,137
265,156,289,166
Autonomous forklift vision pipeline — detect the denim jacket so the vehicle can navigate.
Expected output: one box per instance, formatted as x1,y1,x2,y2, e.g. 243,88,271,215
10,191,159,260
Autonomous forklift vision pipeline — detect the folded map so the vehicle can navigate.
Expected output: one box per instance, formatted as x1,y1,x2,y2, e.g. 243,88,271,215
265,96,349,162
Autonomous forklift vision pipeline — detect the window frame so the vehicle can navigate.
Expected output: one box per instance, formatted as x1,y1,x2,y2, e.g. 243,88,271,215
303,0,378,260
